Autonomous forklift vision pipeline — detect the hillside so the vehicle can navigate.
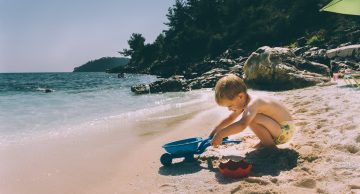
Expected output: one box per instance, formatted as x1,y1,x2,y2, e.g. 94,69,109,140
73,57,129,72
116,0,360,77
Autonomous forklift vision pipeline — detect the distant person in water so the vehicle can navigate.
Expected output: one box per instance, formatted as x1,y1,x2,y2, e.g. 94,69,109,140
209,74,294,149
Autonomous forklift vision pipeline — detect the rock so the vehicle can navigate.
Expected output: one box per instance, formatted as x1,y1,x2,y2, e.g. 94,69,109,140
330,61,348,73
219,58,237,66
45,89,53,93
302,47,329,65
339,42,352,47
220,48,247,59
187,80,202,90
330,60,360,73
292,46,328,65
185,58,238,79
229,64,244,78
188,68,229,89
149,77,188,93
183,48,247,80
344,60,359,69
243,46,330,90
292,46,310,56
131,76,189,94
236,56,248,63
201,68,228,77
326,44,360,59
185,61,217,79
131,84,150,94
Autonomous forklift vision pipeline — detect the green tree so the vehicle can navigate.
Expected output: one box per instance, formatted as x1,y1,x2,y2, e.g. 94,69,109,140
118,0,360,77
120,33,145,57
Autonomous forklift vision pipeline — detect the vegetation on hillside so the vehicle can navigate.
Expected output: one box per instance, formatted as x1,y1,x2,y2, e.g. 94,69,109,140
118,0,360,77
73,57,129,72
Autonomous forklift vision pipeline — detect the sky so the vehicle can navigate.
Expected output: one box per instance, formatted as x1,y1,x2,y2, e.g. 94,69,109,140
0,0,175,72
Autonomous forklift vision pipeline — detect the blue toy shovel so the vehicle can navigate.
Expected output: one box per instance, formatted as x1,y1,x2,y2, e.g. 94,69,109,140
160,137,241,166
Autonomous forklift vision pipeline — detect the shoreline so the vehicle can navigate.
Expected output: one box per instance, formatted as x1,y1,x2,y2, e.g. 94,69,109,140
1,80,360,194
0,89,220,194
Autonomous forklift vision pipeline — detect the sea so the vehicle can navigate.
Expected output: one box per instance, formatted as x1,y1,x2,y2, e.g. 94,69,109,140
0,72,214,144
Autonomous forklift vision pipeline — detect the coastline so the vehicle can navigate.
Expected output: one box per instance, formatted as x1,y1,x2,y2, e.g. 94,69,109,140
1,80,360,194
3,0,360,193
0,88,219,194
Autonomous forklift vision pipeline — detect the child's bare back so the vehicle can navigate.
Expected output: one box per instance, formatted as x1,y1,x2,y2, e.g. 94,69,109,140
247,95,292,125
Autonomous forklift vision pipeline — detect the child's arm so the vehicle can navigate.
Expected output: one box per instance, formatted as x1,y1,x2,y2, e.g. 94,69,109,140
210,102,259,146
209,110,242,138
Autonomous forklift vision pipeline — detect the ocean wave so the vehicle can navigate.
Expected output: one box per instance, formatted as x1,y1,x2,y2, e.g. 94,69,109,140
0,86,214,146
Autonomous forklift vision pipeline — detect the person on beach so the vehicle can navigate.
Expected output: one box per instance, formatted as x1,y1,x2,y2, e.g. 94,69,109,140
210,74,294,148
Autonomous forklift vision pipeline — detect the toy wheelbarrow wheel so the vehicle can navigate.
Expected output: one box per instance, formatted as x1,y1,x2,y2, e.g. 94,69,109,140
160,153,173,166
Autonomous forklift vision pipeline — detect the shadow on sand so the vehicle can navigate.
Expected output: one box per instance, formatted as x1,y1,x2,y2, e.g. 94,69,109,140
245,148,299,176
158,148,299,183
215,148,299,184
158,159,215,176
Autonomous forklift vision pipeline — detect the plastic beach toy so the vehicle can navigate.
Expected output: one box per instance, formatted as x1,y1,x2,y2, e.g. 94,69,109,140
219,159,252,178
160,137,241,166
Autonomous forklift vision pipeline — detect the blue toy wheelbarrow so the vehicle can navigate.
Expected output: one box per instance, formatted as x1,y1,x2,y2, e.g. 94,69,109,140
160,137,241,166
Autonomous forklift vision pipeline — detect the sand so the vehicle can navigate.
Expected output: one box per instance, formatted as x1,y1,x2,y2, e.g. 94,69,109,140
110,80,360,194
1,80,360,194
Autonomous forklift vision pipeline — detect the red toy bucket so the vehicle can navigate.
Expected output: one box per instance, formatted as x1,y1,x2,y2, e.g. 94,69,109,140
219,159,252,178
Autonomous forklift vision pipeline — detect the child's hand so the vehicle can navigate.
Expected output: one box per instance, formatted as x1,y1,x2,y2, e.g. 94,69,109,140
210,132,223,147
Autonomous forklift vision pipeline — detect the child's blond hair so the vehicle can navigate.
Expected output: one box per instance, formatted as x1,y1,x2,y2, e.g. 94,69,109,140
215,74,247,104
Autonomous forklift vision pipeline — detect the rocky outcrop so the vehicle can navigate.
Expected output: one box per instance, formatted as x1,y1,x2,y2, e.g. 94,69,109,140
326,44,360,73
243,46,330,90
130,44,360,94
187,68,229,89
291,44,360,74
149,76,189,93
220,48,248,59
131,84,150,94
131,68,237,94
326,44,360,59
330,59,360,74
185,58,240,78
131,76,189,94
301,47,329,65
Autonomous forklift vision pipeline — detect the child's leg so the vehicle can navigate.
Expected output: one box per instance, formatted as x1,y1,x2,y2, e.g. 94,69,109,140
249,114,282,147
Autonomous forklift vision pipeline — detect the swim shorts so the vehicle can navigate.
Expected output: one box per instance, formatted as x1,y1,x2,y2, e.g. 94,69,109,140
275,121,295,145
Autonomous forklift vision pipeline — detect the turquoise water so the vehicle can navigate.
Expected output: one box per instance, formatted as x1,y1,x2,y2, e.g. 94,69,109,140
0,72,213,142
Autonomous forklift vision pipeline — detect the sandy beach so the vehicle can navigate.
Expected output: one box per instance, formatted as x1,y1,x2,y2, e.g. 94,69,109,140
3,0,360,193
1,80,360,194
111,79,360,194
